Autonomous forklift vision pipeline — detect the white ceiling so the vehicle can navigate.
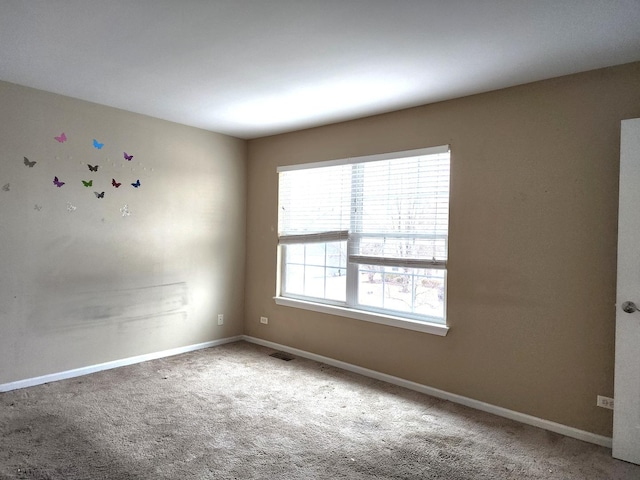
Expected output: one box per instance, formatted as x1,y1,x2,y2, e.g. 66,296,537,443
1,1,639,139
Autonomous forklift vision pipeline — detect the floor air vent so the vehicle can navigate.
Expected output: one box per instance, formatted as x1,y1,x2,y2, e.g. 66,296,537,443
269,351,294,361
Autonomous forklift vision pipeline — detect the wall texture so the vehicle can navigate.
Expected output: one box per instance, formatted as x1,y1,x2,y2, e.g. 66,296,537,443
0,81,246,384
245,62,640,437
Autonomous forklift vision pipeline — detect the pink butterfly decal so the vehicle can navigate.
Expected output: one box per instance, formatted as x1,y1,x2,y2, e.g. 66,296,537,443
53,176,65,187
112,178,121,188
54,133,67,143
124,152,133,161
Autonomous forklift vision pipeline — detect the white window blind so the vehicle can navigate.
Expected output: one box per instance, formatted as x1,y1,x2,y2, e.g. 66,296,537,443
278,163,351,244
349,151,450,269
278,146,450,264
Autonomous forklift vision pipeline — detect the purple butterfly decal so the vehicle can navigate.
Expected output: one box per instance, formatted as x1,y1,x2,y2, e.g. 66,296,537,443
124,152,133,161
54,133,67,143
131,179,140,188
53,176,65,187
112,178,121,188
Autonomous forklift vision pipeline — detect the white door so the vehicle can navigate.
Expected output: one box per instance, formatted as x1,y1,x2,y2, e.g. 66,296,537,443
613,118,640,464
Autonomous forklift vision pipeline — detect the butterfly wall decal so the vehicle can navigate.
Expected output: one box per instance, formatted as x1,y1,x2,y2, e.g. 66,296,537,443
54,133,67,143
23,157,37,168
82,180,93,187
87,164,99,172
131,179,140,188
120,204,131,217
94,191,105,198
2,183,9,192
93,139,104,149
53,176,65,187
124,152,133,161
112,178,121,188
34,204,42,211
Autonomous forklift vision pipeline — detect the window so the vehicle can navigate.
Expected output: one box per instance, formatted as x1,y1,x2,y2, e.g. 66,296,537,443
276,146,450,334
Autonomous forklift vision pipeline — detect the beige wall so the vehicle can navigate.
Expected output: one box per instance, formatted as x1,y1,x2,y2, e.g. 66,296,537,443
245,62,640,437
0,81,246,384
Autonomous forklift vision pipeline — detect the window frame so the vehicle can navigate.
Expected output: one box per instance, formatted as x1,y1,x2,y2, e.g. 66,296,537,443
275,146,450,336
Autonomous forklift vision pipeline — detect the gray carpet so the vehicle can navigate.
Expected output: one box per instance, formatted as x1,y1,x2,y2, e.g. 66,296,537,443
1,341,638,479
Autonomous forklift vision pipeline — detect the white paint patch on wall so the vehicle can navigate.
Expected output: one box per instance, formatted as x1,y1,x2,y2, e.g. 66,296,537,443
27,282,189,332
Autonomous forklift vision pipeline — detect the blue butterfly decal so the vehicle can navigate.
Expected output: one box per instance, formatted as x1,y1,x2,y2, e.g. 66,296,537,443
131,179,141,188
93,139,104,149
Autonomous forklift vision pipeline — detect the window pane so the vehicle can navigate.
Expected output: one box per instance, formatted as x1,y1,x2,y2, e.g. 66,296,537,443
383,270,414,314
325,268,346,301
358,265,384,308
282,241,347,303
286,244,304,264
414,270,445,319
357,265,445,322
304,266,325,298
326,242,347,267
285,264,304,295
305,243,326,266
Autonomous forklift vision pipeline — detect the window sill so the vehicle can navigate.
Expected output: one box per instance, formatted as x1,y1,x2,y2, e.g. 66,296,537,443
273,297,449,336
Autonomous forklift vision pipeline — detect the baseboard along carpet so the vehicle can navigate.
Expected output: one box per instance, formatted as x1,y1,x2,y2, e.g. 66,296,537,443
0,341,638,479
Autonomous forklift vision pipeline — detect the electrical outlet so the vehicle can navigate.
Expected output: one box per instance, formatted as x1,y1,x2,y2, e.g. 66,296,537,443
217,314,224,326
597,395,614,410
260,316,268,325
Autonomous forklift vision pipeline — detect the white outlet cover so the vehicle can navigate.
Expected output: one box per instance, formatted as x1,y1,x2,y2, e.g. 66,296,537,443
597,395,614,410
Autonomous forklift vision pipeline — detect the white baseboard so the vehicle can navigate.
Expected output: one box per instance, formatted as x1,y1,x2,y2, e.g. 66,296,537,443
0,336,243,393
242,335,612,449
0,333,613,449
